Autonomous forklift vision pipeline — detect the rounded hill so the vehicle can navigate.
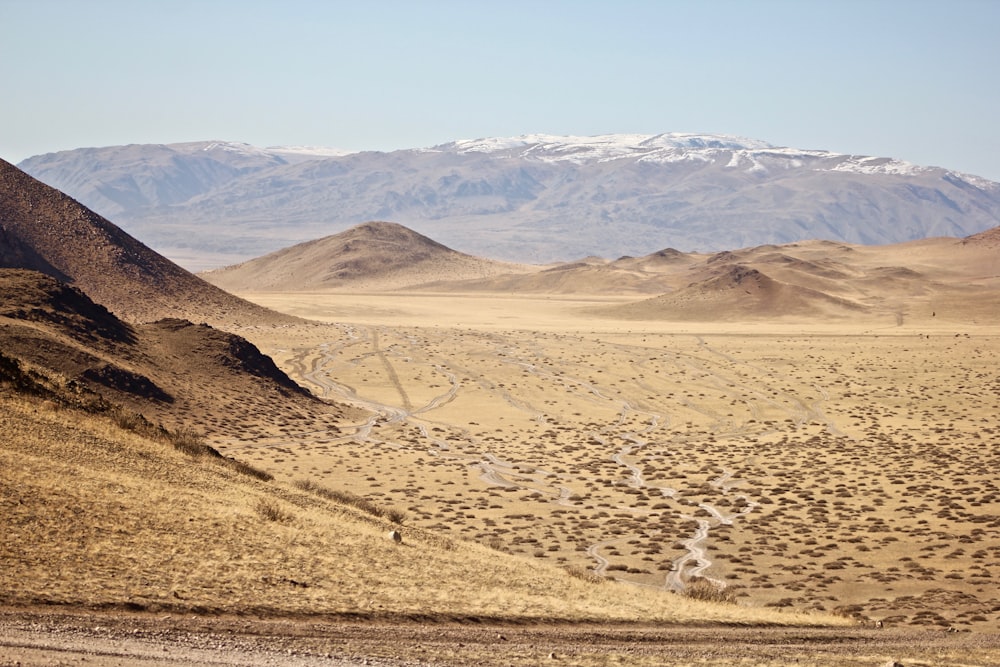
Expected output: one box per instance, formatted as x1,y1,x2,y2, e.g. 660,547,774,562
200,221,534,291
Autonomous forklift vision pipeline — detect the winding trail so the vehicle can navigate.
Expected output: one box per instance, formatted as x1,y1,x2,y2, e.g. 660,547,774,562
372,330,412,412
666,518,718,590
585,540,614,577
412,365,460,414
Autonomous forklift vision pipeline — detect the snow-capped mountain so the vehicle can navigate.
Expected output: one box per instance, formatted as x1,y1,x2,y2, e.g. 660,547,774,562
435,133,774,162
436,133,944,177
17,135,1000,270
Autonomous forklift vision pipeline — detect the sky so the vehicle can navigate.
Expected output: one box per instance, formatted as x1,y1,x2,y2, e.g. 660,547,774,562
2,0,999,180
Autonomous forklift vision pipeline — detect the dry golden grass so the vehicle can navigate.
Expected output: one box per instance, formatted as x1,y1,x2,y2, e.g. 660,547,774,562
0,393,844,626
224,290,1000,631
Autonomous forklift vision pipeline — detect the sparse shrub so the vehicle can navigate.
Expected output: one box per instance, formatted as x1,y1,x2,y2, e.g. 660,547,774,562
162,425,272,480
167,426,217,458
565,566,604,584
107,404,154,435
226,458,274,482
832,604,867,620
385,507,408,525
293,478,323,494
485,536,507,552
293,478,405,523
256,499,294,523
683,577,737,604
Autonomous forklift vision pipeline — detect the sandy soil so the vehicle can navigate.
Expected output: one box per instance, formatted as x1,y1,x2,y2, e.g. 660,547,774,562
3,608,999,667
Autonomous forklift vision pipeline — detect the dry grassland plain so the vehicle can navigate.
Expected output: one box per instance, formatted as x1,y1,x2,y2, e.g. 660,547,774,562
224,291,1000,631
7,391,802,627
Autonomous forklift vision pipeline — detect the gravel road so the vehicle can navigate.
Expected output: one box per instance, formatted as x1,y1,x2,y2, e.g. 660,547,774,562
2,607,998,667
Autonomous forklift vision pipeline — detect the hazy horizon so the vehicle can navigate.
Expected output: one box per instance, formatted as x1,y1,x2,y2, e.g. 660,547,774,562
1,0,999,181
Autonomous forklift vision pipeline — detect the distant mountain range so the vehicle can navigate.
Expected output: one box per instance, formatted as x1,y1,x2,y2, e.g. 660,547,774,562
18,134,1000,270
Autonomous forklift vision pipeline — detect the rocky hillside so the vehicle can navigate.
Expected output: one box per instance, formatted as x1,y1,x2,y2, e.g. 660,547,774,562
0,157,291,326
0,268,356,439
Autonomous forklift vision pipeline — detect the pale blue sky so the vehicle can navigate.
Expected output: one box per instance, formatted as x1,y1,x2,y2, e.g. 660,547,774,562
2,0,999,180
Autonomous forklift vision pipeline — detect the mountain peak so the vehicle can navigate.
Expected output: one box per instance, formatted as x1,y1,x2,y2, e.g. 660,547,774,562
200,221,530,292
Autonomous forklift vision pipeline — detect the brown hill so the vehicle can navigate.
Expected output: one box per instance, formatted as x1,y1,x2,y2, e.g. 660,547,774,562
611,248,696,272
0,158,289,326
962,224,1000,248
200,221,535,292
602,264,867,321
220,225,996,321
583,233,1000,324
0,268,359,439
412,247,702,295
421,260,671,295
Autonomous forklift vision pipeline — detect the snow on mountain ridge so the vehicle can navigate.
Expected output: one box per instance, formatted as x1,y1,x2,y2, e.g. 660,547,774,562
427,133,947,176
198,141,356,162
830,155,927,177
436,133,775,164
265,145,357,159
200,141,283,158
953,172,1000,191
70,136,995,183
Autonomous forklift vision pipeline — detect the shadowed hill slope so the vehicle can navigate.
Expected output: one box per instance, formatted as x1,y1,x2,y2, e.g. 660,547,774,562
0,158,292,327
0,268,358,439
200,221,535,291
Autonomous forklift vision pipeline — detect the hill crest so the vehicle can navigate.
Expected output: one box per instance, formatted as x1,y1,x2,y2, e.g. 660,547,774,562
200,221,534,291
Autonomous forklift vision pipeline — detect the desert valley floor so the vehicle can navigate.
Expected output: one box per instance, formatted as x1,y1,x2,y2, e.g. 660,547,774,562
6,156,1000,665
216,291,1000,631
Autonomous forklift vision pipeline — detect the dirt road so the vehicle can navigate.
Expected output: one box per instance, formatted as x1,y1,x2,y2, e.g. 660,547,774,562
2,608,998,667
